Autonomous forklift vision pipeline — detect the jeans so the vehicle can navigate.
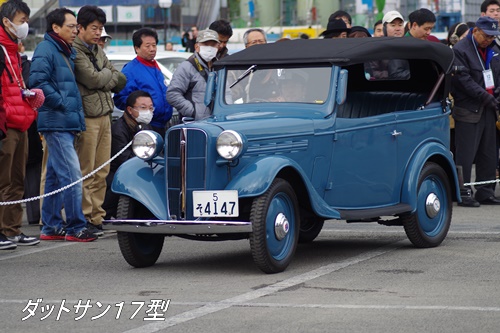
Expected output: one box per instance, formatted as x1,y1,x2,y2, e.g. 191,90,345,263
41,131,86,235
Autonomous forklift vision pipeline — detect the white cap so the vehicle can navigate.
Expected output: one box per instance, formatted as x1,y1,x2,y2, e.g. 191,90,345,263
101,27,112,39
382,11,404,24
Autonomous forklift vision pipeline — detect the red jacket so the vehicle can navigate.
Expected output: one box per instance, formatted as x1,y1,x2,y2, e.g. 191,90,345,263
0,27,36,132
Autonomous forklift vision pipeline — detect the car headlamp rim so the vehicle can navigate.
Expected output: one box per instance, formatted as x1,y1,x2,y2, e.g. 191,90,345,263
132,130,162,161
216,130,244,160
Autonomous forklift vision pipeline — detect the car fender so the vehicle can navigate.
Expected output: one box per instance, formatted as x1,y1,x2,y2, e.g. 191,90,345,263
111,157,168,220
401,143,461,212
226,156,341,219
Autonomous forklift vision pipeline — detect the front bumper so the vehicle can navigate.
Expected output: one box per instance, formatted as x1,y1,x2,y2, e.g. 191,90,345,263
102,219,252,234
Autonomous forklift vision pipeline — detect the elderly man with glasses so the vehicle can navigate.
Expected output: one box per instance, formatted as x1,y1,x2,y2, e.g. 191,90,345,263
451,16,500,207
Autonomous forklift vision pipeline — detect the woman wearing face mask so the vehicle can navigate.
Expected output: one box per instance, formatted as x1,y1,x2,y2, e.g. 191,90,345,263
102,90,153,219
0,0,42,249
167,29,220,120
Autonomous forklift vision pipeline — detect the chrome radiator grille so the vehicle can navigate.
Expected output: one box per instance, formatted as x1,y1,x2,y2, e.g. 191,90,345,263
167,128,208,219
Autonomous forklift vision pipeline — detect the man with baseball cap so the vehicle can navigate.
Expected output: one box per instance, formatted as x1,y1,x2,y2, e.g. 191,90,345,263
452,16,500,207
382,10,405,37
97,26,112,49
167,29,220,120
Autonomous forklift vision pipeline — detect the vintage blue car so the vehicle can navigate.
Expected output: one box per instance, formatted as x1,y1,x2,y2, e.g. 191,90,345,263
104,38,461,273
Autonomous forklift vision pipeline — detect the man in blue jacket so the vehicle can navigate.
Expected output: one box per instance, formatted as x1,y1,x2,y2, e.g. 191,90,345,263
29,8,96,242
113,28,173,137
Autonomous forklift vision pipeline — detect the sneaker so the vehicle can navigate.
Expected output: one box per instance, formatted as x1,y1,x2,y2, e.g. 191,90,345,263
40,228,66,241
65,228,97,242
7,233,40,246
86,223,104,237
0,233,17,250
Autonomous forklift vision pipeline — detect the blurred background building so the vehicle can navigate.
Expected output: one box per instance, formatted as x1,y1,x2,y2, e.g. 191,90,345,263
8,0,488,50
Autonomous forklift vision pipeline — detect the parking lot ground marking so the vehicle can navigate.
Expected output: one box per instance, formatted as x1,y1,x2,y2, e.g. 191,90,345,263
121,240,405,333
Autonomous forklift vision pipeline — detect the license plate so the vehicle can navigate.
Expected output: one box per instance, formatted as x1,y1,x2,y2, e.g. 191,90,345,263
193,190,239,217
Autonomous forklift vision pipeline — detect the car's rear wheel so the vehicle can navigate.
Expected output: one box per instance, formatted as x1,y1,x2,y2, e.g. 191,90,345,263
249,178,299,274
402,162,452,248
116,196,164,268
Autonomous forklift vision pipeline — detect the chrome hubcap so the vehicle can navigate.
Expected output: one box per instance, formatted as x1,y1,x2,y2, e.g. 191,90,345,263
425,193,440,218
274,213,289,240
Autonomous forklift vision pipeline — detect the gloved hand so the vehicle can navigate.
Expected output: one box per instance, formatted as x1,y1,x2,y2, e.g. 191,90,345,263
494,86,500,96
483,93,498,111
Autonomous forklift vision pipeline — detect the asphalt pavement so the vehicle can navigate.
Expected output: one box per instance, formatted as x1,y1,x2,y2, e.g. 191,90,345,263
1,186,499,333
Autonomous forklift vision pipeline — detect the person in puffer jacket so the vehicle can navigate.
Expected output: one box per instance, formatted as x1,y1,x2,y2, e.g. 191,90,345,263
167,29,220,121
29,8,96,243
0,0,40,250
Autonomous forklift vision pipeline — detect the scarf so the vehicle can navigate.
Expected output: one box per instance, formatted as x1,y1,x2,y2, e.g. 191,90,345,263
136,55,160,69
48,31,72,57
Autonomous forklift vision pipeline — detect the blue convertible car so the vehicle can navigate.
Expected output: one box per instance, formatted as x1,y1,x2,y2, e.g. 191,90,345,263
104,37,461,273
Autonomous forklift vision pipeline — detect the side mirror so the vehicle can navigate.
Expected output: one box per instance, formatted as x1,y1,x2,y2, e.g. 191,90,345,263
204,72,216,106
336,69,348,105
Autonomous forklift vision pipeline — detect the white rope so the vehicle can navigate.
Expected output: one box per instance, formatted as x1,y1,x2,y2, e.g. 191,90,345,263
463,179,500,186
0,141,133,206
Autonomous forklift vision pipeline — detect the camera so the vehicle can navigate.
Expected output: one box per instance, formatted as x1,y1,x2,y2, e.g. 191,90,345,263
21,89,36,98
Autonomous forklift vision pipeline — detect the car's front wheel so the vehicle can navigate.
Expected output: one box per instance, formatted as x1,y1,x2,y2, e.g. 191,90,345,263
116,196,164,268
402,162,452,248
249,178,299,274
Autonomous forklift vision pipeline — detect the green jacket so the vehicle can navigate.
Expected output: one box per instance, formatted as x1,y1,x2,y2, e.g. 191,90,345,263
73,35,126,117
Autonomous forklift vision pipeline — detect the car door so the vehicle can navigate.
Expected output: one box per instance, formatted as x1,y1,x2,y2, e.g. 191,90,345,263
325,113,399,209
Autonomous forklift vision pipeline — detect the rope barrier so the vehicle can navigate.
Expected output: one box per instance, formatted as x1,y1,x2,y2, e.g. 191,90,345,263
0,140,133,206
463,179,500,186
2,139,496,205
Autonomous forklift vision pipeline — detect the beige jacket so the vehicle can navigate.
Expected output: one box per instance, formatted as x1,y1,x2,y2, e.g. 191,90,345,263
73,35,126,117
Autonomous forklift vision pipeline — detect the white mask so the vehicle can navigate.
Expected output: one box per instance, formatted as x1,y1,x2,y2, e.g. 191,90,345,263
7,19,29,40
199,45,218,62
136,110,153,124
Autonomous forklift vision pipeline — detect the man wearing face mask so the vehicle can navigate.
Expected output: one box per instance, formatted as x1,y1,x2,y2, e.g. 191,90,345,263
0,0,40,250
167,29,220,120
102,90,153,219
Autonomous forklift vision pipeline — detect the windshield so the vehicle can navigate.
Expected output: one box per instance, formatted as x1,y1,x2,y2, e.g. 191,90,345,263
225,67,331,104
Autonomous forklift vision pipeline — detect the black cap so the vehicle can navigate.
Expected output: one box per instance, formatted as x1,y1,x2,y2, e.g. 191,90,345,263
320,19,351,37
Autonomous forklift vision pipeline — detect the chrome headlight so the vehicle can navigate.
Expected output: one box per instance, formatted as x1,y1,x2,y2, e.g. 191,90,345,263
216,130,245,160
132,130,164,161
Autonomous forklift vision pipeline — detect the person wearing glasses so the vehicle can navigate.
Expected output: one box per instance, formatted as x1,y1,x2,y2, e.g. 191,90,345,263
102,90,153,219
97,26,112,50
30,7,96,242
73,6,126,237
451,16,500,207
480,0,500,179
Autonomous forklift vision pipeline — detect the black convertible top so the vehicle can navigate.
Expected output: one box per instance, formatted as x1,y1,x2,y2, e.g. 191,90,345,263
215,37,454,73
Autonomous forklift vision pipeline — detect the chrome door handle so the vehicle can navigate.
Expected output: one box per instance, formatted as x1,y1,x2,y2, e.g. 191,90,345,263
391,130,402,137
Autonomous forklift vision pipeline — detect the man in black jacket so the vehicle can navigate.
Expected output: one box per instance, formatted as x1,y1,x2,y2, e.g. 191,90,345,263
452,16,500,206
102,90,153,218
